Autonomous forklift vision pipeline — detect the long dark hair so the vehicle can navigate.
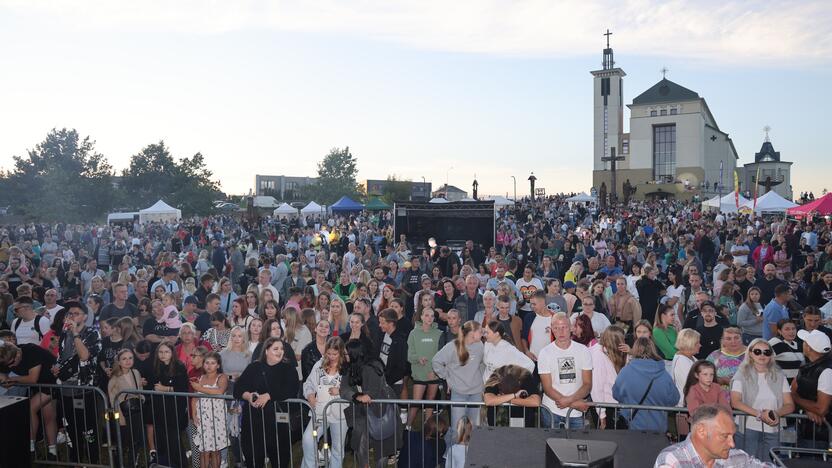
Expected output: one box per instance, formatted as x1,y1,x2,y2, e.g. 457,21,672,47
343,339,370,387
572,314,596,346
486,320,513,346
683,360,716,404
153,342,184,377
258,337,289,364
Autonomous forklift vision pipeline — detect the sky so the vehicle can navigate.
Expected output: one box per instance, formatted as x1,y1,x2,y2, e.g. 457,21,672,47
1,0,830,199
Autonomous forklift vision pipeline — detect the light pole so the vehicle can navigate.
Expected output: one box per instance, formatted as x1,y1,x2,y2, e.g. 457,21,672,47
510,176,517,204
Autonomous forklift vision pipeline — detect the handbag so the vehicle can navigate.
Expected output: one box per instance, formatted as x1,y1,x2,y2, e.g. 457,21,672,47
367,369,398,441
119,370,142,415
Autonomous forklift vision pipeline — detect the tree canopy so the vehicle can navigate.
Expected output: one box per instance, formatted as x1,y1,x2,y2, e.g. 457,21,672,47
303,146,361,204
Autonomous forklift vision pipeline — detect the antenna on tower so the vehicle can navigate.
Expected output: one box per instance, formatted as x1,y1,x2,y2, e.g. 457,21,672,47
764,125,772,142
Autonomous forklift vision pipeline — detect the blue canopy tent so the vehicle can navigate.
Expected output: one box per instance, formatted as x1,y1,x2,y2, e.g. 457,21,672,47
330,196,364,213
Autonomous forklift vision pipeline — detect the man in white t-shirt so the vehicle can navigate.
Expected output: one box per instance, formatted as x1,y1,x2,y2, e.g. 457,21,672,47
538,312,592,429
515,266,544,316
12,297,51,345
40,288,64,322
730,235,750,267
791,329,832,430
521,291,553,362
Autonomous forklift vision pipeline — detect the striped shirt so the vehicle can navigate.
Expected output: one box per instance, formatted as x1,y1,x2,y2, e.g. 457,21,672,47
654,438,775,467
768,337,804,383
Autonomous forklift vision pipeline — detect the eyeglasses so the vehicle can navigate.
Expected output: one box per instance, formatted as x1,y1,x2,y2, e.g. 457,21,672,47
751,348,773,356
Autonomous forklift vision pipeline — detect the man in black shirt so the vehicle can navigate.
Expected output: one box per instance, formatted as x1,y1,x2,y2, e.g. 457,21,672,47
754,263,785,306
99,283,137,321
695,301,724,359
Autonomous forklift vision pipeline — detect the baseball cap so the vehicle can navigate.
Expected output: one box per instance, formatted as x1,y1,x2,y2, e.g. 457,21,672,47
546,302,562,312
184,296,199,306
797,329,831,354
563,281,576,289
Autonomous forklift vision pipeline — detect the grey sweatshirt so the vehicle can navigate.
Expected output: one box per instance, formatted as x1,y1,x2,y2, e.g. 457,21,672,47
431,341,485,395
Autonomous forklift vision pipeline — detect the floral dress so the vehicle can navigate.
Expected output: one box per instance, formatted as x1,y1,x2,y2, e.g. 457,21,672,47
193,375,229,452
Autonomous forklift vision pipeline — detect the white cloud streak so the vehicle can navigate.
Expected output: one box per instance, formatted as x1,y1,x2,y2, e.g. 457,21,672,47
5,0,831,65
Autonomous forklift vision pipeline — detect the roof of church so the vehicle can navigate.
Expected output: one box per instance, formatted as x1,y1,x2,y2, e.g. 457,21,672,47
632,78,699,105
754,141,781,163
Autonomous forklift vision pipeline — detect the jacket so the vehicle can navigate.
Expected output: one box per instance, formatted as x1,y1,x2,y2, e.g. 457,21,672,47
453,292,484,323
406,322,443,381
380,332,409,387
612,358,679,431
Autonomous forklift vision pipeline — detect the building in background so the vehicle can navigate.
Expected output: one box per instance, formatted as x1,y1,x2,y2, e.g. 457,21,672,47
363,179,432,201
254,174,317,200
741,131,792,200
431,184,468,201
591,37,738,201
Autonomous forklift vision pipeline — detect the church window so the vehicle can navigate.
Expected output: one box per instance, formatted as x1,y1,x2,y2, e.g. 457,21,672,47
670,108,678,115
650,110,657,117
660,109,667,116
653,124,676,181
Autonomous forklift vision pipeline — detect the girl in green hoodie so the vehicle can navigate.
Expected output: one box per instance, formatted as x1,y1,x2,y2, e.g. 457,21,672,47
407,304,443,428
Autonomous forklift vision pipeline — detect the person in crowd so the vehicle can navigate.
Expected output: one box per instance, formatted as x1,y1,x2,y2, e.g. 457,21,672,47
589,325,628,429
791,329,831,433
449,416,473,468
54,300,102,464
329,296,350,337
802,305,832,341
432,320,485,445
397,416,448,468
652,303,678,361
684,360,730,415
571,312,597,347
730,338,794,460
613,337,679,432
737,286,765,345
654,405,777,467
571,294,611,338
695,301,725,359
482,363,541,428
538,312,592,429
342,312,376,359
229,296,253,330
672,328,701,407
283,307,313,377
202,312,232,352
482,320,534,384
377,308,408,395
768,319,804,383
340,338,403,468
521,291,554,362
0,340,58,459
762,284,792,341
707,327,746,387
220,325,251,382
302,337,347,468
406,305,442,428
12,296,50,346
146,342,189,467
302,318,330,381
191,351,229,468
173,323,210,374
234,337,300,468
107,348,144,467
610,277,642,330
252,318,296,364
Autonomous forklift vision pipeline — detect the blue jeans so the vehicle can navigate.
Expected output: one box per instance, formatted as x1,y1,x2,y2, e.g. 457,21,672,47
447,392,481,447
302,418,346,468
541,409,583,429
738,429,778,461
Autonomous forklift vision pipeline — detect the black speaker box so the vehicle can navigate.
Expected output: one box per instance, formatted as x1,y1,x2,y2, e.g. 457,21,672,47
546,439,616,468
466,426,668,468
0,396,31,468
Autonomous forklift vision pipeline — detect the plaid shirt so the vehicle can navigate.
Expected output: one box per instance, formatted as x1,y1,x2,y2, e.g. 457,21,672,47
654,438,775,468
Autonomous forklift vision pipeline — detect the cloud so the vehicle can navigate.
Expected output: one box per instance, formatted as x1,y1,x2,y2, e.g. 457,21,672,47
5,0,831,65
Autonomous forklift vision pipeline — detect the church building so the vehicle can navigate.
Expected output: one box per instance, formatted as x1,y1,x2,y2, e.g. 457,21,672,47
591,37,739,201
741,130,793,200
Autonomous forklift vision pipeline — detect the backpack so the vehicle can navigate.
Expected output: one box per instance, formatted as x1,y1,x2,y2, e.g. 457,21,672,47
13,314,47,341
367,365,398,441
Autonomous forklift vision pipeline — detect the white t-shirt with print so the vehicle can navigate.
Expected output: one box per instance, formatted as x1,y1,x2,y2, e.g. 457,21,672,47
731,373,789,433
538,340,592,416
528,314,553,358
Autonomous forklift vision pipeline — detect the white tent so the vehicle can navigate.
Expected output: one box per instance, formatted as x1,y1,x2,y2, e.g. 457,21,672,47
273,203,299,217
139,200,181,224
740,191,798,213
428,197,449,204
702,193,751,213
566,192,597,203
488,196,515,207
301,201,324,215
252,196,278,208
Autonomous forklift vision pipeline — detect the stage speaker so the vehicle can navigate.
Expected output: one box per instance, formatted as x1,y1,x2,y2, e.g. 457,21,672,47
546,439,616,468
0,396,31,468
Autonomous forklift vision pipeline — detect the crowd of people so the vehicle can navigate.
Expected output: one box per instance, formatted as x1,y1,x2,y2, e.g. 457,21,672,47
0,194,830,467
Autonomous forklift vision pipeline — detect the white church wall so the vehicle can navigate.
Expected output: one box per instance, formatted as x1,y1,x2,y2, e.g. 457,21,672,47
627,107,704,176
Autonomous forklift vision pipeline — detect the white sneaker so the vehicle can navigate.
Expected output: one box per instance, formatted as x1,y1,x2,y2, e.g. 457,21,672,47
56,431,69,445
317,449,326,466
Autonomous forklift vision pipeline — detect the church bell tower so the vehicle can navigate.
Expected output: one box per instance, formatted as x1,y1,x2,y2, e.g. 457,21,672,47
591,30,626,174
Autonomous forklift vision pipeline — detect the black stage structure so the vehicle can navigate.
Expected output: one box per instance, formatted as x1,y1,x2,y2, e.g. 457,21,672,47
393,200,495,253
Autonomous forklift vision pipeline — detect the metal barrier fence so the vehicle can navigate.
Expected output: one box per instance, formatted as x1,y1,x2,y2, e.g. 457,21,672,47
567,402,832,456
15,382,115,468
114,388,313,468
320,397,555,468
770,447,832,465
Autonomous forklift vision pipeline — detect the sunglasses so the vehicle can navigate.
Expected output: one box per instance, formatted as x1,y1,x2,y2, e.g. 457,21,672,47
751,348,773,356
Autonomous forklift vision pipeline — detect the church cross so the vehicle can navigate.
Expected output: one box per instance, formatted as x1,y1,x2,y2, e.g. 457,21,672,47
710,135,718,142
604,29,613,48
601,147,625,203
661,66,669,79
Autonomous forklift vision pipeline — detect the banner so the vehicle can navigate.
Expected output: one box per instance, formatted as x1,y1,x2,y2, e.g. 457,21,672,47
753,165,761,209
734,170,740,208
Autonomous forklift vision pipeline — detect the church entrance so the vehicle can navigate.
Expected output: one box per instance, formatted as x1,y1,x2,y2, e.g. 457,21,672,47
644,190,675,201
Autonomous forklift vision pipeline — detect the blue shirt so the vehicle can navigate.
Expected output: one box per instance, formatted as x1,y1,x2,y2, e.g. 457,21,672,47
762,299,789,341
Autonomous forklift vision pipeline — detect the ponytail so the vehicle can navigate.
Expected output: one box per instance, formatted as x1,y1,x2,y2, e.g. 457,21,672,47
455,320,481,365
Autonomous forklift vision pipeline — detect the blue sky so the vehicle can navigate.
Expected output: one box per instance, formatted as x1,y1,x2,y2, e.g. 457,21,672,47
0,0,830,198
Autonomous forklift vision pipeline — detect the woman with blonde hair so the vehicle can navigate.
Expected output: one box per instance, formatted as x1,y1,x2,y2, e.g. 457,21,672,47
564,261,584,284
589,326,628,428
328,296,349,336
730,338,794,460
107,348,144,466
283,307,313,377
115,316,141,349
672,328,701,407
432,320,485,446
301,337,347,468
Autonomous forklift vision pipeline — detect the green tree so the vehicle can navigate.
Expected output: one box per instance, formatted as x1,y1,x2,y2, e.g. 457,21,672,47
381,175,411,203
121,141,223,215
2,128,115,221
308,146,360,204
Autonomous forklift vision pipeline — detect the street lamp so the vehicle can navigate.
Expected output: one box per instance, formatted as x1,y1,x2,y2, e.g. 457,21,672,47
472,178,479,200
510,175,517,204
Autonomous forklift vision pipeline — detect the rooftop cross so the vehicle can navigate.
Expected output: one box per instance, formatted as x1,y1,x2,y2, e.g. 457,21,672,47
764,125,772,142
604,29,613,48
661,66,669,79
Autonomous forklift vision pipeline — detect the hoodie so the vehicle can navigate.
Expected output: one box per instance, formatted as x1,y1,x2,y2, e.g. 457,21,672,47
612,358,679,432
407,322,443,381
